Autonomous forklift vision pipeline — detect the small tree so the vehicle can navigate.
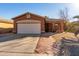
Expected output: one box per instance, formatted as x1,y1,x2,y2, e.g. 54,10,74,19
73,15,79,21
59,8,70,31
73,15,79,18
59,8,69,21
73,15,79,39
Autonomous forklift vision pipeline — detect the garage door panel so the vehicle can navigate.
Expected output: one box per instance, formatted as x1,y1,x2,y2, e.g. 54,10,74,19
31,24,40,33
17,23,41,34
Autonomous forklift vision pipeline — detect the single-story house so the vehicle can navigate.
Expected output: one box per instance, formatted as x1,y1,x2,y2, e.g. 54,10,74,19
12,12,65,34
0,19,13,34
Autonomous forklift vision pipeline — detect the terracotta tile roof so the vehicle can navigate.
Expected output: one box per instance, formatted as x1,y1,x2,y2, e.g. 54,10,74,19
46,18,64,21
12,12,45,19
12,12,65,22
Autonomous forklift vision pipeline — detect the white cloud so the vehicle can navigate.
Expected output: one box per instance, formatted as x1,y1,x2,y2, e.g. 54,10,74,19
70,18,78,22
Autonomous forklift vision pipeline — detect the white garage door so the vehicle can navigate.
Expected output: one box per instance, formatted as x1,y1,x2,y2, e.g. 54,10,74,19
17,23,41,34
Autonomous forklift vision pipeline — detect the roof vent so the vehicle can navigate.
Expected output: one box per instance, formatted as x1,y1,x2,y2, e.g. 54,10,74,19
26,13,30,18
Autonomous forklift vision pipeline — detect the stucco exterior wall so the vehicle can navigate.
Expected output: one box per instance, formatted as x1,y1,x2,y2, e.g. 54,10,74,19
12,13,45,33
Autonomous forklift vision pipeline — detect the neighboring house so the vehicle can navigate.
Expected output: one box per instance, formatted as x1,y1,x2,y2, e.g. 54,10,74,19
0,19,13,34
12,12,65,34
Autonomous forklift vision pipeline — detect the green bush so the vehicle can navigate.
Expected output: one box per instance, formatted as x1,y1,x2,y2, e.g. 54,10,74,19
65,21,79,33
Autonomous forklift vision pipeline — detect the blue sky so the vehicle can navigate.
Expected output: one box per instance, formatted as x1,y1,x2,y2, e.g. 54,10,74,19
0,3,78,21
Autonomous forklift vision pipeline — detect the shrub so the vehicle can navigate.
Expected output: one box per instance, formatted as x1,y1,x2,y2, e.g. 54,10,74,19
0,28,13,34
65,21,79,33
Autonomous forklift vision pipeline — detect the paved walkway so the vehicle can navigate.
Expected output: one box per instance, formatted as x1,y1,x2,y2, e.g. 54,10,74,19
0,34,40,55
35,33,56,55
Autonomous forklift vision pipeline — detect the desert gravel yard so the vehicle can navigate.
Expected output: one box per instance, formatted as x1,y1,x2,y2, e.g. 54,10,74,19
35,32,79,55
0,32,78,56
0,34,40,55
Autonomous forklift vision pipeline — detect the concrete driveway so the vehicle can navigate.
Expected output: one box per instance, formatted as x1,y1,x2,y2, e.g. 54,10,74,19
0,34,40,55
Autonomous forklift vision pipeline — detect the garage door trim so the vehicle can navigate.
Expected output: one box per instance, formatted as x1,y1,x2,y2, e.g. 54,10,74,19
17,20,41,34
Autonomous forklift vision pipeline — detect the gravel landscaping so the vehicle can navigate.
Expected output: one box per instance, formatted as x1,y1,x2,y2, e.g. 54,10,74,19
35,32,79,56
0,32,79,56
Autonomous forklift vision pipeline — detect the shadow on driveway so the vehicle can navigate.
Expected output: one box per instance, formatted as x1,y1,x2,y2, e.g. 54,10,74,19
41,32,55,37
0,32,54,43
0,33,40,42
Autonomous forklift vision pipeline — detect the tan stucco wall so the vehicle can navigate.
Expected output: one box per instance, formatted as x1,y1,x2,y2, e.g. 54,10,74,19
13,13,45,33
